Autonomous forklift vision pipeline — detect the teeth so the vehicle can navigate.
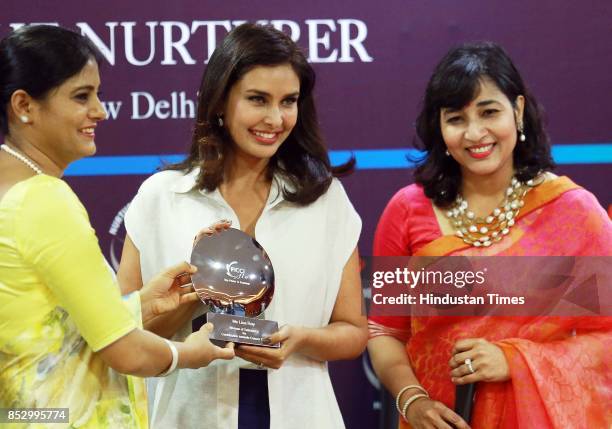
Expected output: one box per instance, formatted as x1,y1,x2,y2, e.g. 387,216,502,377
81,128,94,133
469,144,492,154
252,130,276,139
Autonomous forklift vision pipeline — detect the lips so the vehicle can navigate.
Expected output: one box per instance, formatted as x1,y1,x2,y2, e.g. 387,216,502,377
466,143,494,159
79,126,96,139
250,129,281,145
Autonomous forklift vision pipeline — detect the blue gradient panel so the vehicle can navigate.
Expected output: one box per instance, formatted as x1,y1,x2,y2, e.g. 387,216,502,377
551,144,612,164
64,143,612,176
65,154,185,176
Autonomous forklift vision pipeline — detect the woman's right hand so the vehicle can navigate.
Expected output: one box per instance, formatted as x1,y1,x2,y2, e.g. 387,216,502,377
405,397,470,429
179,322,235,368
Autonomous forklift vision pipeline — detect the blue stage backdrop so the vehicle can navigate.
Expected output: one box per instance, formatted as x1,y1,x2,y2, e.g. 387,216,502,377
3,2,611,427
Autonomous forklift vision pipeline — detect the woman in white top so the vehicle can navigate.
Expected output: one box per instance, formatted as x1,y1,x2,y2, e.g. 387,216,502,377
118,23,368,429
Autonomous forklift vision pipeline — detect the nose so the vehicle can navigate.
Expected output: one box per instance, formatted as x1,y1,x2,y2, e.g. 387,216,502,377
90,96,107,121
264,105,283,128
464,119,487,142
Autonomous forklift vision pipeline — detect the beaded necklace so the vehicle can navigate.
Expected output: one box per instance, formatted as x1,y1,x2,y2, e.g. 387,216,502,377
445,176,541,247
1,144,43,175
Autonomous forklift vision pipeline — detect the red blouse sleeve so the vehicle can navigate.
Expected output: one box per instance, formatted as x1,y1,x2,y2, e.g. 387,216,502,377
373,186,414,257
369,185,415,339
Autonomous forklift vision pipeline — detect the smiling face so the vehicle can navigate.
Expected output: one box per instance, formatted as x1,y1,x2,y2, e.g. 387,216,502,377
223,64,300,167
31,59,106,167
440,77,524,182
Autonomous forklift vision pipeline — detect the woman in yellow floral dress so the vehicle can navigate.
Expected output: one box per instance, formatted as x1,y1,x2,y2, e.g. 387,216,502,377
0,25,234,428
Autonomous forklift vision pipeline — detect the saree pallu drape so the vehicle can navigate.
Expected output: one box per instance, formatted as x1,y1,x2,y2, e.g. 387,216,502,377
370,178,612,428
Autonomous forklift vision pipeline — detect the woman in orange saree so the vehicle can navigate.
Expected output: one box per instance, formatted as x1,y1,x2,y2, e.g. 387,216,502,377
367,42,612,429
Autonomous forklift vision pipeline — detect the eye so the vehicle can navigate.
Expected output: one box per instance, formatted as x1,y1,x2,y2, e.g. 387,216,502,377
282,97,298,106
445,116,463,124
74,92,89,102
248,95,265,104
482,108,499,117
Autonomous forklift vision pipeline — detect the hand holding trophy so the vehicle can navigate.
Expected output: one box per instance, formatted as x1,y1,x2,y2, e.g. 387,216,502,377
190,225,279,348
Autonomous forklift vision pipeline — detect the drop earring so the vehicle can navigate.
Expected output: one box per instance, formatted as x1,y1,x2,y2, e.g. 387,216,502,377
217,115,224,127
518,123,526,142
445,149,450,156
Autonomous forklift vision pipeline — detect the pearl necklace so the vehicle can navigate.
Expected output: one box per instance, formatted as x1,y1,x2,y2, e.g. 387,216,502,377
1,144,43,175
445,176,540,247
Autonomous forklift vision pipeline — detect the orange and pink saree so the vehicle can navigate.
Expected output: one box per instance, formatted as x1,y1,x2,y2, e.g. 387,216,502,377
369,177,612,428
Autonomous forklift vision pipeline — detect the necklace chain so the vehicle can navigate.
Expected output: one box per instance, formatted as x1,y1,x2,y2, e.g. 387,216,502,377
1,144,43,175
445,176,541,247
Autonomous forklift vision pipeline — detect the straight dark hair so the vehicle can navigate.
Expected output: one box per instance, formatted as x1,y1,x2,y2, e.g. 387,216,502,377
414,42,555,207
165,23,353,205
0,25,102,135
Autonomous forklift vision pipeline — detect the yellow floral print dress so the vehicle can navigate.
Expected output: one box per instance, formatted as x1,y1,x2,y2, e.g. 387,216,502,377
0,175,147,428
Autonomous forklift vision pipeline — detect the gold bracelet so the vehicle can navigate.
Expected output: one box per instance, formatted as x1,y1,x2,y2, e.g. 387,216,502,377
401,393,428,422
395,385,428,415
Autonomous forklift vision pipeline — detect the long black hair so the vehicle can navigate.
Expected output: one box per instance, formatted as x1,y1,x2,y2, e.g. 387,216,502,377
165,23,353,205
414,41,555,207
0,25,101,135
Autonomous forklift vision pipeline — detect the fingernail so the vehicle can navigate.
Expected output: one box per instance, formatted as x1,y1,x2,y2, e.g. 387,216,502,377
262,337,271,345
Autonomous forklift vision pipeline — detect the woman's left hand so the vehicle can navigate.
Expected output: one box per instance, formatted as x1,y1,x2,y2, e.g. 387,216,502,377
449,338,510,384
234,325,307,369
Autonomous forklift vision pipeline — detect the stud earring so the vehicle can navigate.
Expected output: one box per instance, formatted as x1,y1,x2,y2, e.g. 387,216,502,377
445,149,450,156
217,115,224,127
20,115,29,123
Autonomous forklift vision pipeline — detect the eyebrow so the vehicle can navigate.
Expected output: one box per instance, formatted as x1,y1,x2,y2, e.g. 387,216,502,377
475,99,502,107
441,107,460,115
70,85,96,93
441,99,502,115
245,89,300,98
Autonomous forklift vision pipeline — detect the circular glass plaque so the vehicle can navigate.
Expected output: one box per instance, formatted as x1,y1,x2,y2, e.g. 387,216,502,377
190,228,274,318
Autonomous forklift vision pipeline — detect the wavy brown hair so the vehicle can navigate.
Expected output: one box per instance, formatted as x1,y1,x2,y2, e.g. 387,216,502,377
165,23,353,205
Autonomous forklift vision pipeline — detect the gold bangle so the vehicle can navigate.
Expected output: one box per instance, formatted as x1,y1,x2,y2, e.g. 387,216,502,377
401,393,428,422
395,385,428,414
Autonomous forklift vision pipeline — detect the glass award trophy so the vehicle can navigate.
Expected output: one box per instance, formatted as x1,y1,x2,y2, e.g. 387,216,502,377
190,228,279,347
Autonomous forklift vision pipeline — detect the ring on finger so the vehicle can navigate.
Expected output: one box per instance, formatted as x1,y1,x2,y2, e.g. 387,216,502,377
465,358,475,374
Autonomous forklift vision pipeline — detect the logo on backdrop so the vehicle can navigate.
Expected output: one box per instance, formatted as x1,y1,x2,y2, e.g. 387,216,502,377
108,203,130,270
